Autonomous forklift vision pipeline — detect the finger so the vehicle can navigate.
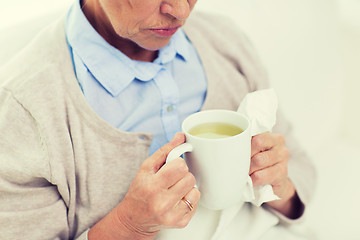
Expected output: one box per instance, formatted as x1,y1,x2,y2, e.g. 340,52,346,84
251,132,280,157
176,188,200,227
142,132,186,172
168,171,197,200
156,157,189,188
250,150,276,175
249,144,289,175
172,188,198,229
250,162,288,187
160,187,200,229
180,187,200,212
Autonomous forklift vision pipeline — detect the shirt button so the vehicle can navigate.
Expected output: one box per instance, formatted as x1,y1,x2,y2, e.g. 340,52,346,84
167,105,174,112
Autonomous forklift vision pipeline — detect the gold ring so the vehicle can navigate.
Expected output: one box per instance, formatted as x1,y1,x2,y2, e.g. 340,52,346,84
182,198,194,211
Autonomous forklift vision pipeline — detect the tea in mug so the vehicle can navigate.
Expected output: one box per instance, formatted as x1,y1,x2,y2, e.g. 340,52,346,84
189,122,244,139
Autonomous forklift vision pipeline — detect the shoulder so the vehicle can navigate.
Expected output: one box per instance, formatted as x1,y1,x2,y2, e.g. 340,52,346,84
0,17,75,114
0,16,68,87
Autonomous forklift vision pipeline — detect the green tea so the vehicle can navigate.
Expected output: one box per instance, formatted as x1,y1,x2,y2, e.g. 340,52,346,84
189,122,244,139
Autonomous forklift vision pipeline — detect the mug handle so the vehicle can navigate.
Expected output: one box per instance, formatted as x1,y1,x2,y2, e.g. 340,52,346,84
166,143,197,188
166,143,193,162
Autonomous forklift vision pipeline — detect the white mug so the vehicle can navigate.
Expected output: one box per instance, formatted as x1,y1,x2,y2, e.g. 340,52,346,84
166,109,251,210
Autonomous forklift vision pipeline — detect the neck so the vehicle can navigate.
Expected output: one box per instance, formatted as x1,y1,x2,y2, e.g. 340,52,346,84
81,0,158,62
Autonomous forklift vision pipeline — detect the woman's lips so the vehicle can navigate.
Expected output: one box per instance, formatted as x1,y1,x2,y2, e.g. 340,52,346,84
150,26,180,37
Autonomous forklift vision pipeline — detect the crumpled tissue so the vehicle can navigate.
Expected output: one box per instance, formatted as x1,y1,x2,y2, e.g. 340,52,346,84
238,88,280,206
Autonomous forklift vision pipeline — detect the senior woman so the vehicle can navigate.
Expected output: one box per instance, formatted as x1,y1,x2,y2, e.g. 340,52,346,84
0,0,315,239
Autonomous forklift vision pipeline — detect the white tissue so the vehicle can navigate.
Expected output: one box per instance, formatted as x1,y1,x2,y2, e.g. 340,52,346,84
237,88,278,137
237,88,280,206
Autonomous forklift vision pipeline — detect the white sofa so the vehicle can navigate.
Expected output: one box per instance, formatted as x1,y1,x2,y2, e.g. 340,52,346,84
1,1,359,239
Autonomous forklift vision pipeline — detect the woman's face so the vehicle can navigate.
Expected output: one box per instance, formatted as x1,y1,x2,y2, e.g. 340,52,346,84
98,0,197,50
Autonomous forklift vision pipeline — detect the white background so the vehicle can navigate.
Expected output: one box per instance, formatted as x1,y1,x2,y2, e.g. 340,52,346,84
1,0,359,239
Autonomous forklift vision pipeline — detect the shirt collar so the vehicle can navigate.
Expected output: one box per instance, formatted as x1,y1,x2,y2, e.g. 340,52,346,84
65,0,191,97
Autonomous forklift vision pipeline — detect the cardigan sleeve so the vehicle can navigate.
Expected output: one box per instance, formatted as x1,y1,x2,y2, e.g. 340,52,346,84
206,12,317,210
218,14,317,217
0,88,73,239
228,20,318,219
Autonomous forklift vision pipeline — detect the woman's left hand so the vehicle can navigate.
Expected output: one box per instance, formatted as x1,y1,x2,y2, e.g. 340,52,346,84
249,132,303,219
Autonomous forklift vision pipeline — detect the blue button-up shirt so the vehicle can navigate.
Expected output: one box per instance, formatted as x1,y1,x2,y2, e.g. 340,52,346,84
65,1,207,155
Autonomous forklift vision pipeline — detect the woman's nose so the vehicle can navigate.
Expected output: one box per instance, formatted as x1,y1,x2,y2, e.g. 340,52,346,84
160,0,191,20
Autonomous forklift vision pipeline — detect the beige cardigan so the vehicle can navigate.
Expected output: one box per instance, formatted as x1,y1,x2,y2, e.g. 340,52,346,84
0,11,315,240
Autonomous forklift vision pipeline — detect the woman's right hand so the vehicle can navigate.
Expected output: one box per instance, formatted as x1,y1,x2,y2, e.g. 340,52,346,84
88,133,200,240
